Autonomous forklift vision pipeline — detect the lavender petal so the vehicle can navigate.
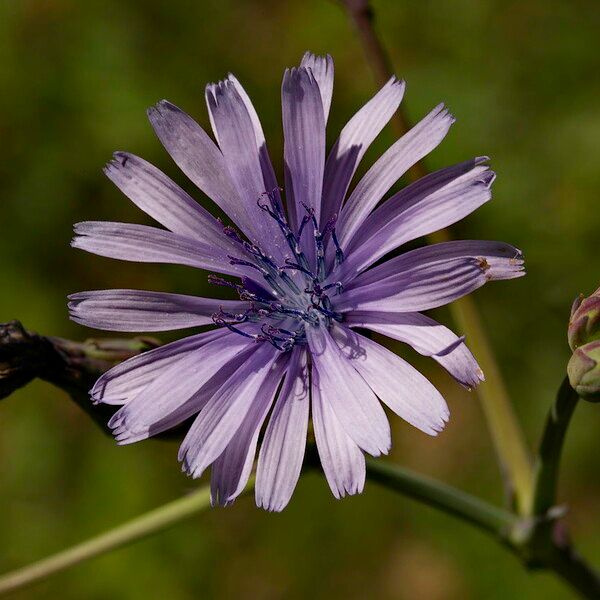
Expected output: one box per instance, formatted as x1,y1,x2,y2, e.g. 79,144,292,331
147,100,258,240
332,325,449,435
71,221,244,277
321,76,405,226
300,52,334,123
256,347,309,512
336,241,525,312
336,257,487,312
337,158,494,278
306,324,390,456
91,329,228,405
210,356,288,507
68,289,248,332
336,103,455,247
312,366,366,499
345,311,483,389
348,240,525,288
205,79,286,255
226,74,281,207
282,67,326,234
109,333,257,444
103,152,232,249
178,343,280,479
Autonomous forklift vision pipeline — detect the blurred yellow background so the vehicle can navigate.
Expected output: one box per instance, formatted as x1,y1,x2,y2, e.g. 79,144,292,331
0,0,599,598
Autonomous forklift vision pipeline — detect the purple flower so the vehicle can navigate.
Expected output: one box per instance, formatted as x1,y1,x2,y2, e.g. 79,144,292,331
69,52,524,511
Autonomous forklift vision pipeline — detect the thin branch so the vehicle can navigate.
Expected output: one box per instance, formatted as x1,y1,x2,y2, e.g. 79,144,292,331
1,320,156,399
366,459,516,537
0,320,187,438
367,459,600,598
544,535,600,599
0,483,218,596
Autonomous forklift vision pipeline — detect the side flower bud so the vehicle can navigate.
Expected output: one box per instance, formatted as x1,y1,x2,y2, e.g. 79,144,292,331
567,340,600,401
568,286,600,350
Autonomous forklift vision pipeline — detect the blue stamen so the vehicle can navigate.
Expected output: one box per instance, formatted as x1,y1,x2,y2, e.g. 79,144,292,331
212,314,258,340
297,211,312,240
209,192,345,352
282,259,314,278
228,255,268,274
277,269,301,294
331,229,344,266
322,281,344,295
322,214,344,266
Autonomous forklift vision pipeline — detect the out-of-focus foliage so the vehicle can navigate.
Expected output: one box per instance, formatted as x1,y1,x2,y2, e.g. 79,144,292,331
0,1,598,598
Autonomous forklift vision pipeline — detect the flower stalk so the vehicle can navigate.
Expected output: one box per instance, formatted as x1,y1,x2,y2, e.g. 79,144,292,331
367,458,600,599
530,377,579,517
0,462,515,597
0,321,166,437
366,459,515,536
0,483,217,596
2,452,598,598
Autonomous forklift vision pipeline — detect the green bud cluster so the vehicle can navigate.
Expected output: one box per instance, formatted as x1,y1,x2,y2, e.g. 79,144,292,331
567,287,600,401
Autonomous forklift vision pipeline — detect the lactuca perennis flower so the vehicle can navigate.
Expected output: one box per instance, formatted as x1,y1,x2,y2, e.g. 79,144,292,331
69,52,524,511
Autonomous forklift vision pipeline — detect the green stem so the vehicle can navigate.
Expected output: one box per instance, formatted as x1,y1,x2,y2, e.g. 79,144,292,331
545,541,600,599
366,458,516,537
530,377,579,516
367,459,600,598
340,0,533,513
2,455,598,598
0,481,252,597
449,298,534,513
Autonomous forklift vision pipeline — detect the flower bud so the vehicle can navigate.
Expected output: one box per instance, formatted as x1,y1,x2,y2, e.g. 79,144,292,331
567,340,600,401
568,286,600,350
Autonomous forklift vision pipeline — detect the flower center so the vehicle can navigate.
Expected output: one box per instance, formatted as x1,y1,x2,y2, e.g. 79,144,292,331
210,191,344,351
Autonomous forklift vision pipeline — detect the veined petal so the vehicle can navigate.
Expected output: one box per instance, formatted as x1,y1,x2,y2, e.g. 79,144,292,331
282,67,326,232
147,100,258,240
300,52,334,123
321,76,405,226
332,325,449,435
336,257,490,313
256,347,309,512
178,343,280,479
205,79,286,255
226,74,281,204
71,221,244,277
337,158,494,280
306,325,390,456
312,366,366,499
345,311,483,389
348,240,525,289
68,289,249,332
103,152,231,248
109,333,256,444
90,329,227,405
210,355,288,507
337,103,455,247
111,350,253,446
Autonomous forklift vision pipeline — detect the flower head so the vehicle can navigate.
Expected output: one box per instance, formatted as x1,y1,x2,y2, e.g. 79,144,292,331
69,52,524,510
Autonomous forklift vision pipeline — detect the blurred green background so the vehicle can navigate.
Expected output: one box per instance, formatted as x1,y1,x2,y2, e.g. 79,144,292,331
1,0,599,598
